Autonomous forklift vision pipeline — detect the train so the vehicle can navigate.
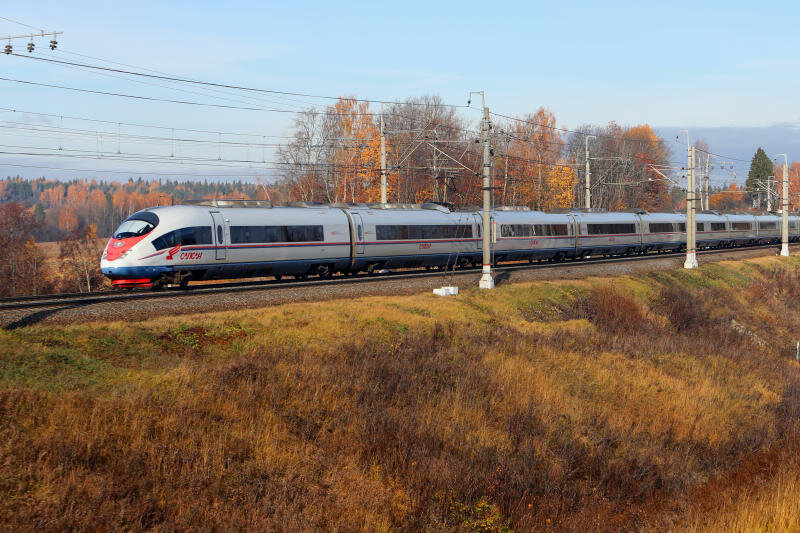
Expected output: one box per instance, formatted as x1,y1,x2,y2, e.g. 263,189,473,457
100,199,800,289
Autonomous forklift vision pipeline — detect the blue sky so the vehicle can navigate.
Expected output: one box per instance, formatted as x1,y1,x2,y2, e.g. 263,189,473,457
1,0,799,180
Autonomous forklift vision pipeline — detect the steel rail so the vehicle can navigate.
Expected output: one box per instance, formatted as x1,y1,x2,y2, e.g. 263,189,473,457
0,243,792,312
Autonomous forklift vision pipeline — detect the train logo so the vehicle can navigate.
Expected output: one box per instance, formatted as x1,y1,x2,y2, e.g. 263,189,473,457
166,244,181,260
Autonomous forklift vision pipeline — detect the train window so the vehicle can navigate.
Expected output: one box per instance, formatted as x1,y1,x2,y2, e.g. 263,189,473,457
286,225,324,242
501,224,533,237
648,223,673,233
376,225,473,240
152,226,212,250
535,224,568,236
357,225,363,240
710,222,726,231
217,225,223,243
758,222,777,230
587,223,636,235
732,222,752,230
229,225,324,243
113,211,159,239
678,223,686,232
697,223,705,232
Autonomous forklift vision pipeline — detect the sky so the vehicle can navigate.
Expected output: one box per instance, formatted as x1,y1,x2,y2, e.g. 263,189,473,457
1,0,799,182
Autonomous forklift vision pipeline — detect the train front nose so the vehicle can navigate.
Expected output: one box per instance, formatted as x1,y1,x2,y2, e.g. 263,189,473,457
103,211,162,289
102,237,157,288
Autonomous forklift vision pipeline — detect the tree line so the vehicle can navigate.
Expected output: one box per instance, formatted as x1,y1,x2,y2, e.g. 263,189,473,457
2,94,798,297
0,177,271,241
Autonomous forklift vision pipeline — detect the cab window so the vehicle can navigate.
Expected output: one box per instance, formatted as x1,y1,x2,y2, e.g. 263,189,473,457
113,211,159,239
152,226,212,250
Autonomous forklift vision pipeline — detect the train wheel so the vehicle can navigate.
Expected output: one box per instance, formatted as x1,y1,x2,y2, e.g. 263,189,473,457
274,275,283,281
294,273,308,281
179,277,191,290
317,265,332,279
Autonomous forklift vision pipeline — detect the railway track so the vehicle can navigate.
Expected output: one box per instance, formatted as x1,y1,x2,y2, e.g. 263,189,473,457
0,244,791,313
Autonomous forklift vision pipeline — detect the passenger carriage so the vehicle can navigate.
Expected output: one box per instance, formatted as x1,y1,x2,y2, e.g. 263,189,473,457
754,214,781,244
640,212,684,252
346,203,480,271
493,208,576,262
696,212,729,249
724,214,757,246
573,211,642,256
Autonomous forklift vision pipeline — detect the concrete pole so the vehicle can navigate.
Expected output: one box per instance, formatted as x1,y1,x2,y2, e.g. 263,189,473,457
781,157,790,256
684,145,698,269
380,115,387,204
767,176,773,212
479,104,494,289
584,135,595,209
703,154,710,210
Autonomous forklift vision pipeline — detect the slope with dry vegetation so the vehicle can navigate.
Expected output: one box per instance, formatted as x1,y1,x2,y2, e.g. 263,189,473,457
2,256,800,530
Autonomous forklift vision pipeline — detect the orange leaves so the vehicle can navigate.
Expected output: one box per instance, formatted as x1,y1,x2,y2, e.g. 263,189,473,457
502,107,569,208
329,97,381,203
709,182,747,211
57,206,79,233
790,162,800,211
66,183,89,207
541,164,577,210
40,184,65,208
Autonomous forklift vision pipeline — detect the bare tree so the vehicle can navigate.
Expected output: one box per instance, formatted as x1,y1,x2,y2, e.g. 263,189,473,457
59,224,105,293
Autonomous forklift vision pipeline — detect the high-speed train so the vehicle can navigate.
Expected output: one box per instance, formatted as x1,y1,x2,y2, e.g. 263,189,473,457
101,199,800,289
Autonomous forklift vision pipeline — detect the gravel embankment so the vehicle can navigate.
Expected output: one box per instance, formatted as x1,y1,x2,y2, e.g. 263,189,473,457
0,246,789,329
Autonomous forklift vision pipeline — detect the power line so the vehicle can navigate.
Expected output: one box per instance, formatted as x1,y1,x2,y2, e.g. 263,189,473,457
1,161,275,178
51,48,329,109
692,146,751,163
0,16,43,31
10,53,470,109
0,76,288,112
29,52,310,112
0,106,292,138
0,76,465,121
0,145,388,172
490,109,668,146
0,120,376,148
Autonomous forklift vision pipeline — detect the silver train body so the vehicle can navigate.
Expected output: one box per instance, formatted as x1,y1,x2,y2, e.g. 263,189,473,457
101,200,800,288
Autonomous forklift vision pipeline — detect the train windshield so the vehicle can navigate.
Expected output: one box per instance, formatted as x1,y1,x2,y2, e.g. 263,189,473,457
113,211,159,239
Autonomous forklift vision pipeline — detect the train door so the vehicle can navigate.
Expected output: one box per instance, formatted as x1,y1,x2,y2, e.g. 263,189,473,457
634,214,644,249
210,211,227,260
352,213,365,254
472,214,482,250
568,214,579,254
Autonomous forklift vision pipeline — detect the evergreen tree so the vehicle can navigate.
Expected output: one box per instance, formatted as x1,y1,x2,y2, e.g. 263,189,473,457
32,203,45,224
746,147,773,203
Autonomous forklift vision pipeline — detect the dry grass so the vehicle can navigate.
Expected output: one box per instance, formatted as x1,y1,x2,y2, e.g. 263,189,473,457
2,255,800,530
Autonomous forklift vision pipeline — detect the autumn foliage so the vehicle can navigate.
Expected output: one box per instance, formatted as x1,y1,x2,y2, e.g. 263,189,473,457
0,202,48,297
3,257,800,529
0,177,277,241
275,99,681,212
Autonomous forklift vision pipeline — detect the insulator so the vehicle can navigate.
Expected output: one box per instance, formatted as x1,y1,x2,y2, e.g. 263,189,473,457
27,41,34,52
49,39,57,50
4,44,11,55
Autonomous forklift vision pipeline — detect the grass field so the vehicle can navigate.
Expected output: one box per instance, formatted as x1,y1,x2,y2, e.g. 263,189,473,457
2,255,800,530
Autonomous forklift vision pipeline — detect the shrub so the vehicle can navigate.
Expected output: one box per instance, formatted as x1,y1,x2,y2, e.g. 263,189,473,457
657,285,709,333
571,286,649,334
